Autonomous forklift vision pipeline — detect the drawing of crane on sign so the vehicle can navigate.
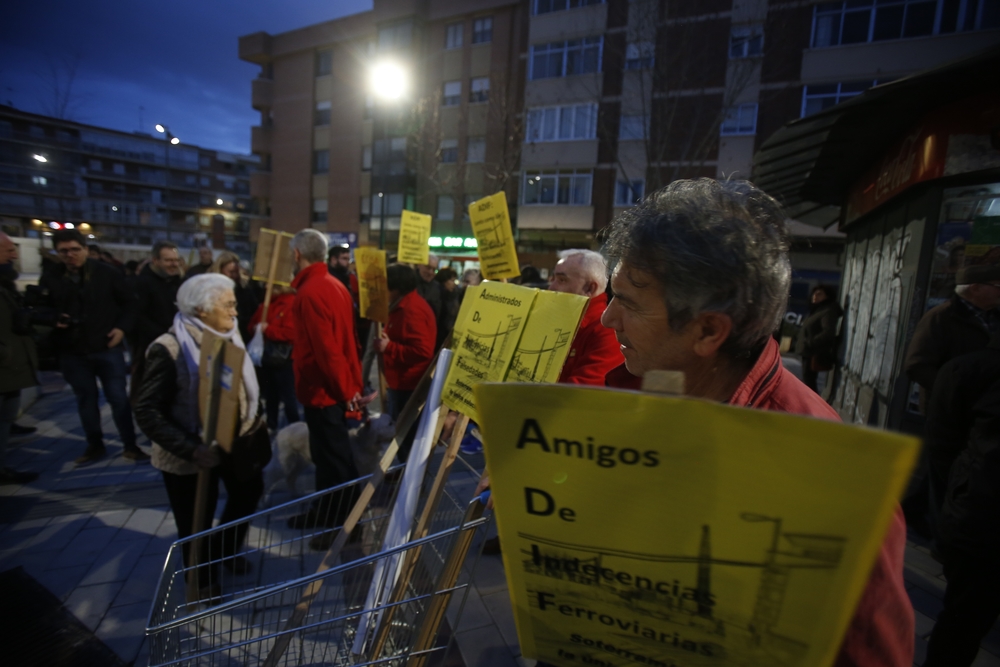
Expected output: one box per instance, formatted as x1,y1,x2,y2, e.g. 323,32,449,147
462,315,523,373
509,329,573,382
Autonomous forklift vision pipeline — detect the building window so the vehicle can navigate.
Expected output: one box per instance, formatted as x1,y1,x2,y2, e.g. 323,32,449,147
624,42,655,70
720,104,758,135
810,0,993,48
530,37,603,80
89,159,102,171
32,175,47,186
446,23,463,49
315,100,331,126
313,199,328,223
113,163,126,175
534,0,604,15
618,115,649,141
371,192,404,216
525,104,598,142
440,139,459,163
467,137,486,163
470,77,490,103
437,195,455,220
801,80,879,116
379,22,414,51
316,50,333,76
361,196,371,216
472,17,493,43
362,145,372,170
615,179,644,206
443,81,462,106
314,149,330,173
523,170,593,205
730,24,763,58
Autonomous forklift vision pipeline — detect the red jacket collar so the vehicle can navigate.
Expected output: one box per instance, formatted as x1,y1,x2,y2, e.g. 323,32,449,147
391,289,421,312
291,261,328,289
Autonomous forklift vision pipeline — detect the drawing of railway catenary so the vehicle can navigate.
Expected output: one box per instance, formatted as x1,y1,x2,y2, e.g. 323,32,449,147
515,515,846,666
508,330,573,382
460,314,523,374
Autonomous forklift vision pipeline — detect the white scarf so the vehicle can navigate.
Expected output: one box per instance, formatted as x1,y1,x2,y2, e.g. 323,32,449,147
172,312,260,432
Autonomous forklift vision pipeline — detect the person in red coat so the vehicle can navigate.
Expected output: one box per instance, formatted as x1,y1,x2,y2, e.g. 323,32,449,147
249,286,300,431
599,179,913,666
375,263,436,460
286,230,365,535
548,249,623,385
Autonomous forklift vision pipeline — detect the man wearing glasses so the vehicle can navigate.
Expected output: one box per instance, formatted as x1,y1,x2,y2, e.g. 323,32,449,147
41,229,143,465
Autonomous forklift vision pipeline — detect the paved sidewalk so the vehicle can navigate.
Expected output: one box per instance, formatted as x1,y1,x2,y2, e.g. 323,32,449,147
2,378,999,667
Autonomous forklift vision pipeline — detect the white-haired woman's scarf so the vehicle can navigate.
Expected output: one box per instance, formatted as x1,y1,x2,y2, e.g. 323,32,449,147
172,312,260,434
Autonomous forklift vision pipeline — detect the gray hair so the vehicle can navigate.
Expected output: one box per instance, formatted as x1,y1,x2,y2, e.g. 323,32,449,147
602,178,791,358
290,228,328,264
557,249,608,294
177,273,235,317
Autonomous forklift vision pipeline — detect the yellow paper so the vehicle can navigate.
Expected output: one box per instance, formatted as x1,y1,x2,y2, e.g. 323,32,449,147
507,290,588,383
441,282,537,421
475,383,919,667
252,228,295,287
469,192,520,280
355,247,389,324
397,210,432,265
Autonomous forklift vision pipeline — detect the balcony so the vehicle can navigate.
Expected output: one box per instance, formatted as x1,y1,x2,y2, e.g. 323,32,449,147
252,78,273,111
250,171,270,199
239,32,272,64
250,126,271,155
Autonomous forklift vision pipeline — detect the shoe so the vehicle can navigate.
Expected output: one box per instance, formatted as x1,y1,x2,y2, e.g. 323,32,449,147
9,423,37,436
122,448,151,462
222,555,253,575
0,467,39,485
287,509,338,530
482,536,502,555
75,447,106,466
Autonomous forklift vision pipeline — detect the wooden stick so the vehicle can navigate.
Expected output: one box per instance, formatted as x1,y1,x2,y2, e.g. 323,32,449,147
259,233,283,326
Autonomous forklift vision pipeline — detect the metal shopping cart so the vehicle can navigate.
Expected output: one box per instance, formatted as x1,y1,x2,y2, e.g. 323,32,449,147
147,449,489,667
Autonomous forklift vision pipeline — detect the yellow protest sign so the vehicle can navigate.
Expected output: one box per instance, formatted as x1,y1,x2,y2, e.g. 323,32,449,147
252,228,295,287
507,290,588,383
441,282,536,421
355,247,390,324
397,210,432,265
469,192,520,280
475,384,919,667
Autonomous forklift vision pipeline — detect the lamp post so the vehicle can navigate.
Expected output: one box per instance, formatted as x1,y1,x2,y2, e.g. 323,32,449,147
369,60,408,250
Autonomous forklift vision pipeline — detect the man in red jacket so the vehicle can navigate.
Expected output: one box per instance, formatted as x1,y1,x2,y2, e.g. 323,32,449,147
599,179,913,667
549,249,623,385
375,263,436,460
287,229,365,534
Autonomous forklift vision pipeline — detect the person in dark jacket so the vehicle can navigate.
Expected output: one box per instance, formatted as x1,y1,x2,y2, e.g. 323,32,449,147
796,285,843,392
415,253,443,324
922,331,1000,666
183,246,214,281
130,241,182,407
210,251,258,344
0,232,39,484
40,229,144,465
249,286,300,432
434,268,459,346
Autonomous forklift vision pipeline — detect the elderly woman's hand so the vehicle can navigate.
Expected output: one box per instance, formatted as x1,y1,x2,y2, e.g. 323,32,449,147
193,444,220,469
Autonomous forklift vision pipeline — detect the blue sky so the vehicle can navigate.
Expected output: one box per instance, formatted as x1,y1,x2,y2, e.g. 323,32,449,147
0,0,371,154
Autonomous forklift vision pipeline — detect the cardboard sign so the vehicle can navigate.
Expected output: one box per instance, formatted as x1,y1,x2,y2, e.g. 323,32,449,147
474,383,920,667
506,290,588,384
469,193,520,280
441,282,536,421
198,330,245,453
356,246,390,324
252,228,295,287
397,210,432,265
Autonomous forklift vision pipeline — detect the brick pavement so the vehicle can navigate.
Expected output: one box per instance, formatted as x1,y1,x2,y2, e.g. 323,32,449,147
2,378,999,667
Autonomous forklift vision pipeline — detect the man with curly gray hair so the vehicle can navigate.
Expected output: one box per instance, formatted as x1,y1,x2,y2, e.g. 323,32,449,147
600,178,913,666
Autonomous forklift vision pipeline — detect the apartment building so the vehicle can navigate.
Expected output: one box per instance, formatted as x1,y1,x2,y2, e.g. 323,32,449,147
0,105,261,255
240,0,999,256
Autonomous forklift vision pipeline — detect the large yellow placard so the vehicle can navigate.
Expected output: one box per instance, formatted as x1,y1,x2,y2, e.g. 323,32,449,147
469,192,520,280
506,290,588,383
397,210,432,265
355,247,389,324
441,282,536,421
474,383,920,667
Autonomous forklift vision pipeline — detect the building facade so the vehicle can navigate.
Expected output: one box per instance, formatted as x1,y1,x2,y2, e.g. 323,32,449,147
0,105,262,256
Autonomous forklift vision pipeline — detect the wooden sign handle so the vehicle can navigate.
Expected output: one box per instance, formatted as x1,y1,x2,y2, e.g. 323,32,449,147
259,234,283,326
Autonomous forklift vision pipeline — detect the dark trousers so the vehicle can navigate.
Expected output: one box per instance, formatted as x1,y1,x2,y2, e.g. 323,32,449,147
304,405,359,526
260,361,300,431
60,347,137,451
161,465,264,587
924,545,1000,666
387,388,417,462
0,390,20,469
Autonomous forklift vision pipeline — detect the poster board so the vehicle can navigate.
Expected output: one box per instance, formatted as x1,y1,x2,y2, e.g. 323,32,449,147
198,330,245,453
474,383,920,667
506,290,588,383
397,210,432,265
468,193,520,280
252,228,295,287
356,246,390,324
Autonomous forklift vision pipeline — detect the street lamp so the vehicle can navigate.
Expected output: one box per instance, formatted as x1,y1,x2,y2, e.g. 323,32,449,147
32,154,48,163
369,59,409,249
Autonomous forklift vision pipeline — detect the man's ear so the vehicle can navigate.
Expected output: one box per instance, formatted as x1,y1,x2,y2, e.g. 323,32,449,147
583,280,599,297
690,312,733,358
293,248,302,265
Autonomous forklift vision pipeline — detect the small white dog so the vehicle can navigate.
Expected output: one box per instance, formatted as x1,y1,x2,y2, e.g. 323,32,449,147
262,414,396,505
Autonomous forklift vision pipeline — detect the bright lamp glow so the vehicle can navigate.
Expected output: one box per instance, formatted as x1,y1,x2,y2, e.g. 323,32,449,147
155,124,165,133
33,154,47,162
216,198,224,205
64,223,75,229
170,137,180,145
370,61,407,101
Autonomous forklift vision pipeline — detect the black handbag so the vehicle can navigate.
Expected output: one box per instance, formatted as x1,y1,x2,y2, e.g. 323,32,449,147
222,417,272,481
262,339,293,367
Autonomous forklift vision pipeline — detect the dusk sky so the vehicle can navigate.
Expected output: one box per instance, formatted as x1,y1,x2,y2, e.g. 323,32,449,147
0,0,371,154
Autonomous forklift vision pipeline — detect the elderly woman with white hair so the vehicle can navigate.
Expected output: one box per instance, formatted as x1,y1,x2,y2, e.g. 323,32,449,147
134,273,264,592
